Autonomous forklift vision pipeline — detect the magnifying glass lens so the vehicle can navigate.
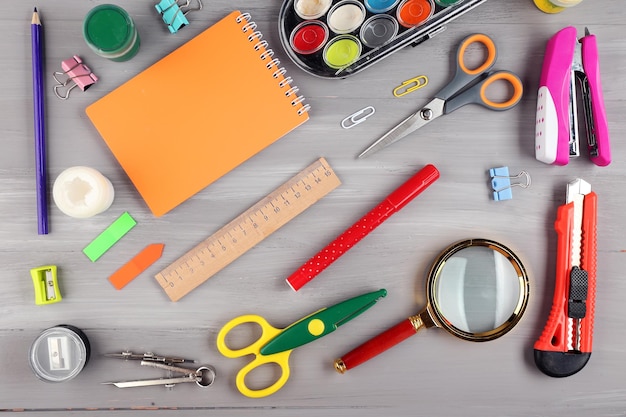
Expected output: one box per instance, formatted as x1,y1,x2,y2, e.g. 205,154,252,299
434,245,522,335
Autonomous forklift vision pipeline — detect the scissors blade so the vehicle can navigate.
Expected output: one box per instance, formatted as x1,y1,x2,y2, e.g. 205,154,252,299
259,289,387,356
358,98,444,158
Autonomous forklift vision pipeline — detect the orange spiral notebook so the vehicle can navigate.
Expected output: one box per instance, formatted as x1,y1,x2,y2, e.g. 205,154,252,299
86,10,309,217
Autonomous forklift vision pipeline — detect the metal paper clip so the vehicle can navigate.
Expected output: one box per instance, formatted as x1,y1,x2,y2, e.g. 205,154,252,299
30,265,62,305
52,56,98,100
155,0,202,33
489,166,531,201
393,75,428,97
341,106,375,129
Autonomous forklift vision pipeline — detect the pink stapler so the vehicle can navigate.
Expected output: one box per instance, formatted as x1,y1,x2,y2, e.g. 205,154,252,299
535,27,610,166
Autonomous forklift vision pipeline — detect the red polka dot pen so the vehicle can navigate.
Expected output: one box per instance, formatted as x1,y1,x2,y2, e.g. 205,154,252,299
286,164,439,291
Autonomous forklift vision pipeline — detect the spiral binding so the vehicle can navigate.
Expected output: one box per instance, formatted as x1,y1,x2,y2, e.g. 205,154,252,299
236,12,310,116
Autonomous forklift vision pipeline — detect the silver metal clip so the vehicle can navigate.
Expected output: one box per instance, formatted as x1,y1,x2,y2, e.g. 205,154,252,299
341,106,375,129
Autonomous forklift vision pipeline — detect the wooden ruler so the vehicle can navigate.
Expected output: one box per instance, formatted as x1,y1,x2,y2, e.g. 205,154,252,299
155,158,341,301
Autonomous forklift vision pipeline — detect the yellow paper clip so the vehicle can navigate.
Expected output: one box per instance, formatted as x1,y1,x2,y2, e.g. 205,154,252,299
30,265,62,305
393,75,428,97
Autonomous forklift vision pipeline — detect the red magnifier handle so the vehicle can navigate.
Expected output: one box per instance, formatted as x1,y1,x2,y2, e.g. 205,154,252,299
334,314,428,373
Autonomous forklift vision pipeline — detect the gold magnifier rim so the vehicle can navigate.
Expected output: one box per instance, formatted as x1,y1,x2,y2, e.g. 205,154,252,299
425,238,530,342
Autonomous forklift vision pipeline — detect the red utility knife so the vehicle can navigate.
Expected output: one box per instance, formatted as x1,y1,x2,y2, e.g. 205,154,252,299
534,179,597,377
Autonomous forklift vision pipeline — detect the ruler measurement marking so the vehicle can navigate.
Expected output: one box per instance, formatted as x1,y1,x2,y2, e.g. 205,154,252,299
155,158,341,301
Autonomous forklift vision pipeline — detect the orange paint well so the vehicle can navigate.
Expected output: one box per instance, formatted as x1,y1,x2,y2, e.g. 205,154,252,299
397,0,433,28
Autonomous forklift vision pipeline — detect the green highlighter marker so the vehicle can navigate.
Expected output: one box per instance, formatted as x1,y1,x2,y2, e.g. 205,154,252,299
83,212,137,262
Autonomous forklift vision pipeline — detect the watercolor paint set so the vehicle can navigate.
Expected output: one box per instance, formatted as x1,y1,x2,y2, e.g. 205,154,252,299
278,0,487,79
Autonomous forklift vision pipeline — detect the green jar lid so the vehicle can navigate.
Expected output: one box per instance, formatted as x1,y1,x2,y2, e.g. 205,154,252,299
83,4,139,60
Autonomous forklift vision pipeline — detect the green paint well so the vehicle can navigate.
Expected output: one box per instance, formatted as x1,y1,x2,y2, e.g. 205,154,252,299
323,37,361,69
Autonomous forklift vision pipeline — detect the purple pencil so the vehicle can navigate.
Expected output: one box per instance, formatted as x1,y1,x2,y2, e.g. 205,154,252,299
31,8,48,234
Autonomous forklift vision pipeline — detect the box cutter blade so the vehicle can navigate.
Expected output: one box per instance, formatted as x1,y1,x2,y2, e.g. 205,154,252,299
535,26,611,166
534,179,597,377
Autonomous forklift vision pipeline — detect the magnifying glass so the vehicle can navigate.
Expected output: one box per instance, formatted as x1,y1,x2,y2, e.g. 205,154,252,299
334,238,530,373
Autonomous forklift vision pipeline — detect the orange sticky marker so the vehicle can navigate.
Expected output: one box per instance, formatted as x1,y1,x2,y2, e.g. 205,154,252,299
109,243,165,290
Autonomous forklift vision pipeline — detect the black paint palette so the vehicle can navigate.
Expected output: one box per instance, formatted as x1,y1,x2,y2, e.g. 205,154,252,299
278,0,487,79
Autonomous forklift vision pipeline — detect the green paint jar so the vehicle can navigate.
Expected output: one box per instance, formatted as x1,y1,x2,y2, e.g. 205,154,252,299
83,4,140,62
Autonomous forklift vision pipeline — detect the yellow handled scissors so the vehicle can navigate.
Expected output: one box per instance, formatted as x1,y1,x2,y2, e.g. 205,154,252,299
358,33,524,158
216,289,386,398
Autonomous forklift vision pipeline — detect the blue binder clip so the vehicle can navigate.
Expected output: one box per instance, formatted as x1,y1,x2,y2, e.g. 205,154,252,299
489,167,531,201
155,0,202,34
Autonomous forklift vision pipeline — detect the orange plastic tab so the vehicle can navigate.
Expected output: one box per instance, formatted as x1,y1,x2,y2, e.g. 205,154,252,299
109,243,165,290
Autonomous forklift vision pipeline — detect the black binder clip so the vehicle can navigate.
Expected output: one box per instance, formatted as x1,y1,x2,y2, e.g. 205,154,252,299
155,0,202,33
52,56,98,100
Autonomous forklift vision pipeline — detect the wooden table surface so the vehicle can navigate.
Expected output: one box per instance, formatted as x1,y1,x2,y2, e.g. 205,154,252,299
1,1,625,415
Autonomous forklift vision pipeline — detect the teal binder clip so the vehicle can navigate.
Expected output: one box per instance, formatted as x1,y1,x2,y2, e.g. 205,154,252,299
489,167,531,201
155,0,202,33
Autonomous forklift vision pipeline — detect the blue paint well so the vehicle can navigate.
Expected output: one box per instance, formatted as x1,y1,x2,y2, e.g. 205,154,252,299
364,0,401,13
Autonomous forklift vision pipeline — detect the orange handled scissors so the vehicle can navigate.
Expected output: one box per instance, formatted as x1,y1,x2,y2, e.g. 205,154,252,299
359,33,524,158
